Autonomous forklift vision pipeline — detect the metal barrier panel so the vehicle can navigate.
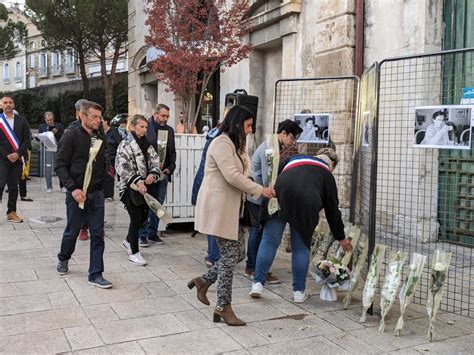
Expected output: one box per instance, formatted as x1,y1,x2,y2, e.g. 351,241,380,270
373,49,473,317
273,77,359,219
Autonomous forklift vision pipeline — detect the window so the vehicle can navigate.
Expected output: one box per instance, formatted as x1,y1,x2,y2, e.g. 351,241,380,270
30,41,35,50
39,53,48,76
52,52,61,75
41,39,47,47
15,61,22,81
30,54,35,68
65,49,75,73
3,63,10,83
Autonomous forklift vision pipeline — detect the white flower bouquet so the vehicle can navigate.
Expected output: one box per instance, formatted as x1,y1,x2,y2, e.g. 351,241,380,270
343,232,369,309
266,134,280,215
312,258,351,301
336,225,362,267
378,251,407,333
427,250,452,341
360,244,387,322
394,252,427,336
310,223,331,263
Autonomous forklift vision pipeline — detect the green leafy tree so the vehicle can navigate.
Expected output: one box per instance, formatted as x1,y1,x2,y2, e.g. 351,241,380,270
0,3,27,61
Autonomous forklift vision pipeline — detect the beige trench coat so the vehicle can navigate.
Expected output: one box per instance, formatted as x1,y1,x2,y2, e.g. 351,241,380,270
195,135,263,241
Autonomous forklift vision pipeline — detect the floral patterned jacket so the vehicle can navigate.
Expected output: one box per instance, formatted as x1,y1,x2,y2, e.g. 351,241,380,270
115,133,161,197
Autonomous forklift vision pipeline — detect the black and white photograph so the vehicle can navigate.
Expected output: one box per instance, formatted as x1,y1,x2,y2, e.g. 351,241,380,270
362,111,370,147
413,105,472,150
294,113,330,144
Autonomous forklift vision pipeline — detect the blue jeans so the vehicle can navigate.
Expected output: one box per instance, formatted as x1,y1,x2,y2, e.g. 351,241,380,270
207,235,220,263
58,191,105,280
254,216,309,291
246,224,262,271
139,178,169,238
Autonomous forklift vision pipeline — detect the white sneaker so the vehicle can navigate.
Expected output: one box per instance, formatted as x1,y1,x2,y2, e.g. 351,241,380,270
129,252,147,266
293,290,309,303
61,187,67,193
46,188,52,194
249,282,263,298
121,240,132,255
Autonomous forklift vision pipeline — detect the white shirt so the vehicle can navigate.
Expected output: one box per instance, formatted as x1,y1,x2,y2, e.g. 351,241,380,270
4,113,15,130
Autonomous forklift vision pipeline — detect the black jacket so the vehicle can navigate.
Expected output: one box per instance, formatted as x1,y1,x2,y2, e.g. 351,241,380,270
105,126,123,167
0,114,31,161
146,117,176,182
274,155,345,248
38,122,65,143
55,126,106,193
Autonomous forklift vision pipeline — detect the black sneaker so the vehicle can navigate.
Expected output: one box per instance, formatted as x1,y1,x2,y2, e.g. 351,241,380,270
57,260,68,275
88,276,113,289
148,235,164,245
139,236,149,247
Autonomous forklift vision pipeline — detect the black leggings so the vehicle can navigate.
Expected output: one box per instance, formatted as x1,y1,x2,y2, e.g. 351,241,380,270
123,192,149,254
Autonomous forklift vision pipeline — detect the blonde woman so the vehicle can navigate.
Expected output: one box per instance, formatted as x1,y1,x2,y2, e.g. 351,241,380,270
115,115,161,266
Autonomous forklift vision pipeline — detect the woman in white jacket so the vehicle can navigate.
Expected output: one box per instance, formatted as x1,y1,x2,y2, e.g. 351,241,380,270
115,115,162,266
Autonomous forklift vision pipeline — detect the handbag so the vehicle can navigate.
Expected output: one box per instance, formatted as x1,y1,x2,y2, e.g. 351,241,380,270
239,199,258,227
127,188,146,206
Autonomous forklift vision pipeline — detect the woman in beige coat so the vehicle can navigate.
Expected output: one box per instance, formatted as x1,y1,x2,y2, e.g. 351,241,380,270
188,106,275,326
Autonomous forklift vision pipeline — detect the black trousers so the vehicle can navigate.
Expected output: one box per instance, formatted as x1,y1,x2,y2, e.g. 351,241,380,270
123,191,149,254
0,159,22,214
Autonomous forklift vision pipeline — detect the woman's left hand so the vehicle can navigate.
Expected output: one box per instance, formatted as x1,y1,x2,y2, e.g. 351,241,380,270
145,174,155,185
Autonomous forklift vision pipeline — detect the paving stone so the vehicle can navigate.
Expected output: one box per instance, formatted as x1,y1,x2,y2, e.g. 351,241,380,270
139,328,242,354
0,329,70,353
412,334,473,354
324,332,385,354
0,307,90,336
318,310,365,331
146,267,181,281
221,323,272,348
0,256,54,271
142,281,178,298
107,341,145,354
71,283,152,306
63,325,104,350
174,309,217,331
0,293,51,316
82,304,120,324
110,295,193,319
247,335,346,354
48,290,81,309
0,268,38,283
94,314,189,344
0,278,69,297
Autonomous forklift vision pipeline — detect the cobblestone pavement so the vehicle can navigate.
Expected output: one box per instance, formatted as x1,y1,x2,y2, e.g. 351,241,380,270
0,177,472,354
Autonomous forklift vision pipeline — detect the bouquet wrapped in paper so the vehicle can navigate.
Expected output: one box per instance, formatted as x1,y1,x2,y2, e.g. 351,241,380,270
360,244,387,322
156,130,168,181
310,223,331,263
336,225,362,267
343,232,369,309
311,259,351,301
378,251,407,333
130,183,172,225
79,138,103,209
426,250,452,341
266,134,280,215
394,252,427,336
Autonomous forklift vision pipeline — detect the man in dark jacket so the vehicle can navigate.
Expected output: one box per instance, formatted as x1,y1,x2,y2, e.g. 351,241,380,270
139,103,176,246
38,111,65,193
0,94,31,223
55,99,112,289
250,148,353,303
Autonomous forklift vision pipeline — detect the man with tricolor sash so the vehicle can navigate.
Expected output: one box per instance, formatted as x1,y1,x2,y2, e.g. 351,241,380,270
0,94,31,223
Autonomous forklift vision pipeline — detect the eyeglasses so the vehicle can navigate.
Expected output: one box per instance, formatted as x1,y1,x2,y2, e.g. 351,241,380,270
288,133,298,142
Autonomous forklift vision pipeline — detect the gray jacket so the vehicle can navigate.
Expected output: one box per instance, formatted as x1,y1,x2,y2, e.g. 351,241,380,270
248,141,270,205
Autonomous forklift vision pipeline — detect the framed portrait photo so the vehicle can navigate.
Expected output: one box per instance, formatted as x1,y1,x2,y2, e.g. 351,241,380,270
294,113,330,144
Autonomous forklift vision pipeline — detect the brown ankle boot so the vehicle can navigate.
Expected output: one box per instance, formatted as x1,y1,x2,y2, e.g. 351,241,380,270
187,277,211,305
213,304,246,326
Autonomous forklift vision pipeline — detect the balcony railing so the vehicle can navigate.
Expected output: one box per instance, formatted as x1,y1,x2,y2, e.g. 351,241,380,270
52,65,61,76
38,67,48,77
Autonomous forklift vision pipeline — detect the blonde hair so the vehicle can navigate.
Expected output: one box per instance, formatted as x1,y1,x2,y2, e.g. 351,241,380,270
127,114,147,133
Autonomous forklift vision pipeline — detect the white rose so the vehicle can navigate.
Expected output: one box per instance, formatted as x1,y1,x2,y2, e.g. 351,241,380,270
433,263,446,272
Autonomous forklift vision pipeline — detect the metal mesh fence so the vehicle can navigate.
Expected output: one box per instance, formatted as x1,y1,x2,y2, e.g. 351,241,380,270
368,48,473,317
273,77,359,219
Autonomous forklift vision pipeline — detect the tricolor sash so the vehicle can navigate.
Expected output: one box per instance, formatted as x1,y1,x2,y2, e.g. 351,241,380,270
282,155,331,173
0,113,20,152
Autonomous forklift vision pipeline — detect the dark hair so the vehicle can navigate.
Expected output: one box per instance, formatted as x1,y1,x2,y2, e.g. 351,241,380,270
277,119,303,137
1,93,14,100
220,105,255,153
154,103,170,113
305,116,315,124
433,111,446,121
80,100,103,114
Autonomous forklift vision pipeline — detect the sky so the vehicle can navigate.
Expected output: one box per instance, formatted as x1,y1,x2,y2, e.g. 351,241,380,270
1,0,25,9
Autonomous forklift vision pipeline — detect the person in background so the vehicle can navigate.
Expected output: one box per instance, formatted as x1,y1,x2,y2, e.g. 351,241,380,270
175,111,197,134
191,124,222,267
55,99,112,288
116,114,162,266
250,148,353,303
38,111,65,193
245,119,303,283
102,116,123,200
188,105,275,326
421,111,454,146
139,104,176,246
0,94,31,223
